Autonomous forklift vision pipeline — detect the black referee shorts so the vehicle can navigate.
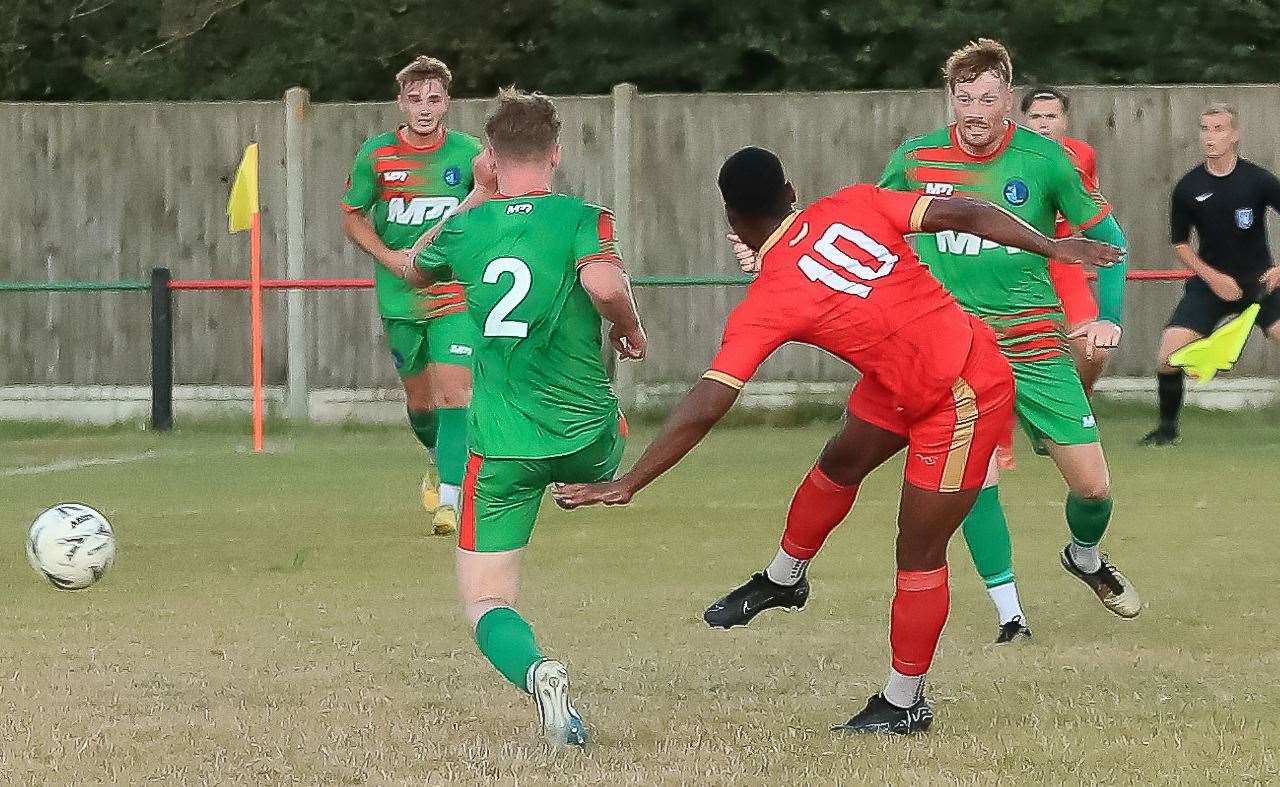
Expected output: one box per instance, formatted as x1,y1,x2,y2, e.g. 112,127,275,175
1167,277,1280,335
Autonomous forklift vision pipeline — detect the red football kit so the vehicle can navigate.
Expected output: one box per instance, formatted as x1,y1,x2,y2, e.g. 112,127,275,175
1050,136,1102,326
705,185,1014,493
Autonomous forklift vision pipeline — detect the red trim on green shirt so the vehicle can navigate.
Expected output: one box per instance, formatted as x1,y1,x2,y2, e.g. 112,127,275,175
396,126,446,153
1074,203,1113,233
945,122,1016,163
907,166,979,185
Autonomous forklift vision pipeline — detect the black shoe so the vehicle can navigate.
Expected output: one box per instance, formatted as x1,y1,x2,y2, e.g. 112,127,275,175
995,616,1032,644
1138,426,1178,446
1060,547,1142,618
831,693,933,735
703,572,809,629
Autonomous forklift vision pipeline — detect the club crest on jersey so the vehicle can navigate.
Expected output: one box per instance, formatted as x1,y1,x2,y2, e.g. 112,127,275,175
1236,208,1254,229
1003,178,1029,206
443,166,462,187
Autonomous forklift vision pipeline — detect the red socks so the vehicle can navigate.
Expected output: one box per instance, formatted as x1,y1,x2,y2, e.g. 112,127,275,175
890,566,950,676
780,465,859,560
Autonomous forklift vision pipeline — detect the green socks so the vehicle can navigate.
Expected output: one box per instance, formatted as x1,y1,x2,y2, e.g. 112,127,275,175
1066,493,1112,548
475,607,543,691
435,407,468,487
407,408,438,453
961,485,1015,589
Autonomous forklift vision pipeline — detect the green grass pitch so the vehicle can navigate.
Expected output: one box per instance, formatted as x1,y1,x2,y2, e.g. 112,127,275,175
2,406,1278,784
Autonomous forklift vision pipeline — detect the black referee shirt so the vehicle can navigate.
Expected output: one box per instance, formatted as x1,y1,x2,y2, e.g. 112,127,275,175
1170,158,1280,284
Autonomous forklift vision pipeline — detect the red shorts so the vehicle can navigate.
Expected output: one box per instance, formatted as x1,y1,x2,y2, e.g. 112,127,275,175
1048,260,1099,327
848,331,1014,493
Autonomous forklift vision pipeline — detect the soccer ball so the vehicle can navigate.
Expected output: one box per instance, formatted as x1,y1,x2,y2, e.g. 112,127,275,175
26,503,116,590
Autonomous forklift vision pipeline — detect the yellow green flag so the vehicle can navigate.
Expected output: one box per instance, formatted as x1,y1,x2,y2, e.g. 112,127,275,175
1169,303,1260,382
227,143,259,233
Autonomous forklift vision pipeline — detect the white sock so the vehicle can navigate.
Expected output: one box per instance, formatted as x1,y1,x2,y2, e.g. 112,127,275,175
439,484,460,510
883,668,925,708
1068,542,1102,574
988,582,1026,625
764,548,808,586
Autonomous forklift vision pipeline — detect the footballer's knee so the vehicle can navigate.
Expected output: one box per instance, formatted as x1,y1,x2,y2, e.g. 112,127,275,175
1071,476,1111,501
402,372,434,411
815,451,867,488
427,364,472,409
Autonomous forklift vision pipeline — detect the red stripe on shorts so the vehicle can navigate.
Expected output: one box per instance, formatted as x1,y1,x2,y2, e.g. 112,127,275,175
459,453,484,551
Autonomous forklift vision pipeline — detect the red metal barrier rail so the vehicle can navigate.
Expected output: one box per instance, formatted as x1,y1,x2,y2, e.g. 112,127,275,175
167,269,1194,291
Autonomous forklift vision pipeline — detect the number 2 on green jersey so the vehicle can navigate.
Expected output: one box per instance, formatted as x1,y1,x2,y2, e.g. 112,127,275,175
482,257,532,337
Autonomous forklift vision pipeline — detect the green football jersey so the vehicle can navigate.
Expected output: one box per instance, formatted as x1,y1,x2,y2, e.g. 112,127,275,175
342,127,482,320
879,123,1110,319
415,193,622,460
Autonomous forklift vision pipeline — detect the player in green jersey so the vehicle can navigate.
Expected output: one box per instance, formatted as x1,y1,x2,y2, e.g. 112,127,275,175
876,40,1139,634
342,56,496,535
716,40,1140,642
394,89,646,748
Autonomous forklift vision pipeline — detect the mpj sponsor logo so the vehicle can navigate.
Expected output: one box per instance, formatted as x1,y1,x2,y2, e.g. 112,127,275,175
382,171,409,183
448,344,473,356
1003,178,1029,206
386,196,460,225
934,231,1025,256
443,166,462,187
506,203,534,215
1235,207,1254,229
924,182,955,196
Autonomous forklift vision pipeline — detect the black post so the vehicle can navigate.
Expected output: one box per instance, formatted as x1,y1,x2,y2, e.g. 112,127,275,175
150,267,173,432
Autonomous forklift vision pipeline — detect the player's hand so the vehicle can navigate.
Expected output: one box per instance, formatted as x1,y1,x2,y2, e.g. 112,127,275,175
409,222,445,256
1067,319,1122,360
379,249,416,281
1207,271,1244,302
1051,237,1123,268
1260,266,1280,293
610,323,647,360
727,233,760,274
551,480,634,510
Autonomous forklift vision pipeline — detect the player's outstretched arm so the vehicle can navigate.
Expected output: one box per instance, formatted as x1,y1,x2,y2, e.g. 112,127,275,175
552,379,739,509
921,196,1123,268
581,263,647,359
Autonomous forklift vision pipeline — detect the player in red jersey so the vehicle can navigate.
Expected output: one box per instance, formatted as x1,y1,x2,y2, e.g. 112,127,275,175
554,148,1120,735
1023,86,1111,394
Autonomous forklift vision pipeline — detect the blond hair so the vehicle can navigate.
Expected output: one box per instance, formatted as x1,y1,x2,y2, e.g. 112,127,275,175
943,39,1013,90
1201,101,1239,128
484,87,561,161
395,56,452,93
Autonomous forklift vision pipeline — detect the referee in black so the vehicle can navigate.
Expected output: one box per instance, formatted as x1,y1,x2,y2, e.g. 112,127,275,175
1142,102,1280,445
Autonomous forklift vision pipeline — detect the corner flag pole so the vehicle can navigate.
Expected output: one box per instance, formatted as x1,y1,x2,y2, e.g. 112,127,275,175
229,143,265,452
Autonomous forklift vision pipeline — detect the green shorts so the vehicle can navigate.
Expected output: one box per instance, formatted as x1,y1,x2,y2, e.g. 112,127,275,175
382,312,475,378
458,420,627,553
1012,355,1099,454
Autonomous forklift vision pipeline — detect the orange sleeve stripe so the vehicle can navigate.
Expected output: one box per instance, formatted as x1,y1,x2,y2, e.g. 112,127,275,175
909,195,935,232
341,203,364,213
1075,203,1113,233
702,370,745,390
576,252,623,270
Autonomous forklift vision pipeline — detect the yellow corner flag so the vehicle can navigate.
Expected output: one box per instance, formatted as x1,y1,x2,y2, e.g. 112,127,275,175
227,143,260,233
1169,303,1260,382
